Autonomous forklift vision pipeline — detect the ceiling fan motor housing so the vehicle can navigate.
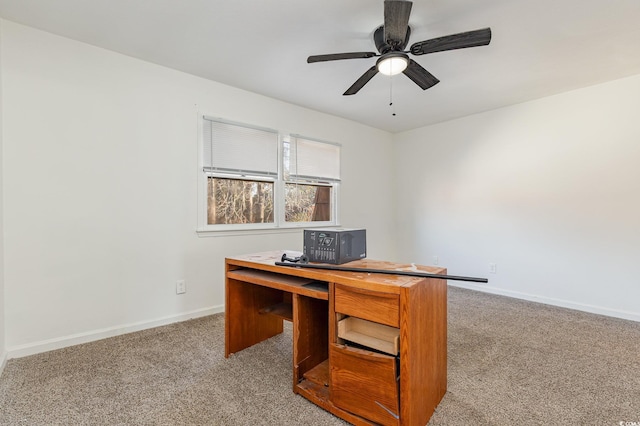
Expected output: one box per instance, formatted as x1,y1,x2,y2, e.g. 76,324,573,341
374,25,411,54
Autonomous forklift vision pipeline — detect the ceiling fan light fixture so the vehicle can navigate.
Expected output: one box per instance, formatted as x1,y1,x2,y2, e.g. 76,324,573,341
377,53,409,76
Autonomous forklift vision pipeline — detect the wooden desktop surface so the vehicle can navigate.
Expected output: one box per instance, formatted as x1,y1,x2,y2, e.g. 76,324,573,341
226,250,447,293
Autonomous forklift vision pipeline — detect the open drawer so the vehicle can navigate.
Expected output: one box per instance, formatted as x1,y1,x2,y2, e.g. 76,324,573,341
330,344,400,426
338,316,400,355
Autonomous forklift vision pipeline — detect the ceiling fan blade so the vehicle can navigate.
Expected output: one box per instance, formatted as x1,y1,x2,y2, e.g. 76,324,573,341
384,0,412,46
307,52,377,63
403,59,440,90
410,27,492,55
343,66,379,96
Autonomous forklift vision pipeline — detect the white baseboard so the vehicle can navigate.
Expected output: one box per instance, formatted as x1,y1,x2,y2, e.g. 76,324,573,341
7,305,224,360
0,350,8,378
449,282,640,323
9,284,636,362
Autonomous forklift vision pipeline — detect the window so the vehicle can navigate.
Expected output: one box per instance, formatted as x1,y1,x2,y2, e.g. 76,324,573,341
202,118,278,227
198,116,340,232
283,136,340,224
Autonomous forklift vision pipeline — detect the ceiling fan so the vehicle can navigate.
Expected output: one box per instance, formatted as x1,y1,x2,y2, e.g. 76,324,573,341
307,0,492,95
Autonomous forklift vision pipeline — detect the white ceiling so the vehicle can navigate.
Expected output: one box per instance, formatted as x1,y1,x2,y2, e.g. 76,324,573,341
1,0,640,133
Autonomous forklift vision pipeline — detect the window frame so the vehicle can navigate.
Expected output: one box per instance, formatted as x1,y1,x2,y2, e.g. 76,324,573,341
196,115,341,235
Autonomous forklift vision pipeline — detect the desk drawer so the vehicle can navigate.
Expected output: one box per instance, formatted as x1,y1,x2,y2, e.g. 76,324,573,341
334,284,399,328
330,344,399,426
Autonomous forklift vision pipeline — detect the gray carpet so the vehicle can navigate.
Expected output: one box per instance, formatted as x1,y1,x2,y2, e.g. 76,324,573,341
1,286,639,425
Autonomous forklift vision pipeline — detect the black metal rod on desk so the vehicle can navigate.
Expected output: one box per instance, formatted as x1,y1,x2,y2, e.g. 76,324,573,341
274,261,488,283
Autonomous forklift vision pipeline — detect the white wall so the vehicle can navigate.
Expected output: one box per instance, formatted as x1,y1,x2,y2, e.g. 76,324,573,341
0,18,7,369
5,16,638,361
0,20,395,356
395,73,640,321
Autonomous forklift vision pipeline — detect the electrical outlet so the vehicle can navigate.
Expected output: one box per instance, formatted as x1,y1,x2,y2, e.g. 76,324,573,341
176,280,186,294
489,263,497,274
433,256,439,265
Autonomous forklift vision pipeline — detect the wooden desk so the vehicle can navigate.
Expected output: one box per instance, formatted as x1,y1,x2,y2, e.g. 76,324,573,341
225,251,447,426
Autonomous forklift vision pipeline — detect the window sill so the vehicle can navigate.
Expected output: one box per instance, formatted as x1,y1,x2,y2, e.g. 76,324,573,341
195,223,341,238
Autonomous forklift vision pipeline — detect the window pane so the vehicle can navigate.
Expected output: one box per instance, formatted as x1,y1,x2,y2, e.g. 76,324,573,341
208,177,274,225
283,138,340,182
285,184,332,222
203,118,278,176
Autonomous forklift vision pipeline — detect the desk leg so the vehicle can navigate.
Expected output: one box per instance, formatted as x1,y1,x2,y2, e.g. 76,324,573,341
225,278,284,357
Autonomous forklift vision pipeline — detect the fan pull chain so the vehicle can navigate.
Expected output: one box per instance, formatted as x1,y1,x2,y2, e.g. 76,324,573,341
389,75,397,116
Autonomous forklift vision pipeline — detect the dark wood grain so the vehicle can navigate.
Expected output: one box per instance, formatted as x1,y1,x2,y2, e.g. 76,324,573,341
384,0,412,46
410,27,492,55
403,59,440,90
307,52,377,63
343,66,379,96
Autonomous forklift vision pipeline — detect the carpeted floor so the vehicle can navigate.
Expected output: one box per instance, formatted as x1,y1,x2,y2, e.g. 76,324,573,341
1,286,639,425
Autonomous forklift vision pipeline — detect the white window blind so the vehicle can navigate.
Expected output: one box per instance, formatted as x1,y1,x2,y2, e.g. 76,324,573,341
203,116,278,177
286,137,341,182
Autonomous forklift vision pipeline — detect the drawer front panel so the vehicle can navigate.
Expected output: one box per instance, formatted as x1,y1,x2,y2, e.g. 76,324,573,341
334,284,399,327
330,344,399,426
